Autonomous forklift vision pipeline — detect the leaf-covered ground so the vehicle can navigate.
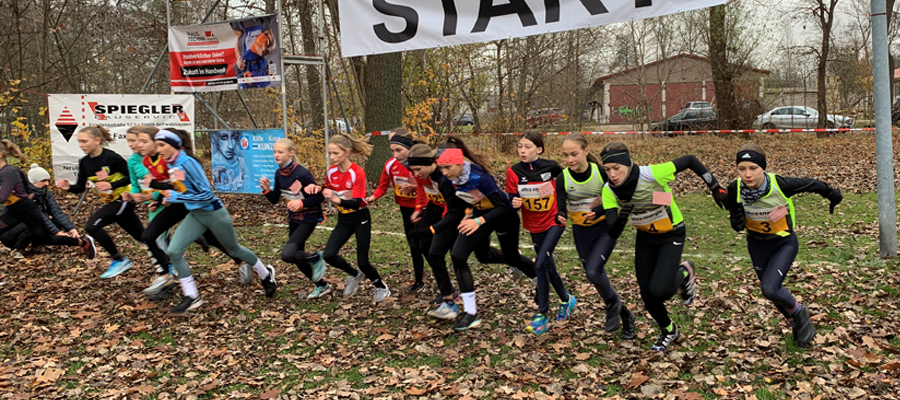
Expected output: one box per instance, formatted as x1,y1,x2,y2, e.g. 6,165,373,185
2,133,900,399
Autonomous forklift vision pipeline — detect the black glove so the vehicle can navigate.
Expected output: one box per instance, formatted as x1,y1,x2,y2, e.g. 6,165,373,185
730,203,746,232
711,184,728,209
828,188,842,214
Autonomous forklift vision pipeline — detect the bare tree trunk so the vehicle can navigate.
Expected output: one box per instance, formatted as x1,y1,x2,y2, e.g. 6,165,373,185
709,5,739,129
363,52,402,185
297,0,324,130
815,0,839,128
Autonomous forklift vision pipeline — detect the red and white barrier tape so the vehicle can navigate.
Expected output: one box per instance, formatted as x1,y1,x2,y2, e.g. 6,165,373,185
366,127,880,136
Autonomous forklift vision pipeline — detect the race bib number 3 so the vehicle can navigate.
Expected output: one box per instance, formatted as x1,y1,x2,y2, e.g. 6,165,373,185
628,207,674,234
745,207,789,234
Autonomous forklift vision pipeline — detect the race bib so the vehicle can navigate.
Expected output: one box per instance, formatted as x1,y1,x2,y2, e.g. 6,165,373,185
567,198,601,226
423,183,444,204
745,207,789,234
289,180,304,194
628,206,673,234
95,170,109,180
518,182,554,212
281,189,306,203
393,176,416,198
334,190,356,213
456,189,492,210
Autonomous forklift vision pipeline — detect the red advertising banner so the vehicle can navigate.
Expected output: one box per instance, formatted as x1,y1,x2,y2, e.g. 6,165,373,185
168,14,282,92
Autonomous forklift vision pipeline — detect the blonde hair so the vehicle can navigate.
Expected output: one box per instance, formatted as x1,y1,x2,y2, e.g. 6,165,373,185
562,134,600,165
330,134,372,157
275,138,300,163
80,125,115,146
738,143,766,157
126,125,159,137
602,141,629,153
0,139,26,162
408,143,436,159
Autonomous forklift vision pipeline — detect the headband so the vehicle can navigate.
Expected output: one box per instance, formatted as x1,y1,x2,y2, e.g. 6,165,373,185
389,135,415,149
600,150,632,166
435,148,464,165
154,130,182,149
736,150,766,170
407,156,435,166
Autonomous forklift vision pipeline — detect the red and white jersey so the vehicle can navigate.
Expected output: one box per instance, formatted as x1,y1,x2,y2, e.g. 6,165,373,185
326,163,368,214
371,157,418,208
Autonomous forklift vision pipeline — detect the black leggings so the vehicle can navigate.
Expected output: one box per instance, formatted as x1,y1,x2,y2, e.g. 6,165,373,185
747,234,799,318
0,199,81,248
142,203,237,275
450,212,536,293
634,228,688,329
573,223,619,304
531,225,568,314
419,204,455,296
0,223,29,250
323,208,385,288
400,206,426,284
281,221,326,287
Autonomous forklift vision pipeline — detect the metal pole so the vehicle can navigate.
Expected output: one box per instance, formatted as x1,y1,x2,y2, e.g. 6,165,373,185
141,0,222,94
194,93,232,129
325,59,352,134
278,1,290,135
236,91,259,128
872,0,897,257
320,0,330,171
72,191,89,216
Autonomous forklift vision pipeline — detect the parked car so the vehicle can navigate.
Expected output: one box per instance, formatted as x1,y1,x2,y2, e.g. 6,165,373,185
680,101,713,111
526,108,566,127
454,113,474,126
651,110,717,132
752,106,854,129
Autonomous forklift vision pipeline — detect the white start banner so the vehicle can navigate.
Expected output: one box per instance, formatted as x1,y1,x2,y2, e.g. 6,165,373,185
338,0,727,57
48,94,195,183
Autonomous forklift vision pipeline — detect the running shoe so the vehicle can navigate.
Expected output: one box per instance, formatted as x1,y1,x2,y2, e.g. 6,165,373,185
526,313,549,335
620,306,636,340
407,281,425,293
149,281,179,301
343,269,364,297
452,313,482,331
430,289,458,305
10,249,24,259
260,265,277,298
307,283,332,299
604,299,623,332
100,258,132,279
556,292,577,321
651,325,680,351
170,296,203,314
81,235,97,259
238,262,253,285
427,302,459,320
791,305,816,348
511,267,525,282
374,285,392,302
310,251,326,282
679,260,698,305
143,275,174,295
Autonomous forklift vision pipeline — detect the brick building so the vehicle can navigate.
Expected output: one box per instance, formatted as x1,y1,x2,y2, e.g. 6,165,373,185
589,54,770,124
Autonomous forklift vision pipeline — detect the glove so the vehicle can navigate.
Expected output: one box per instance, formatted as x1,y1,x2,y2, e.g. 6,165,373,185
730,204,746,232
828,188,842,214
711,184,728,209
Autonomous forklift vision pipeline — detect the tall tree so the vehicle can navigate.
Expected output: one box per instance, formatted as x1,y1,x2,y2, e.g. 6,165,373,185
362,52,403,184
708,5,739,129
812,0,840,128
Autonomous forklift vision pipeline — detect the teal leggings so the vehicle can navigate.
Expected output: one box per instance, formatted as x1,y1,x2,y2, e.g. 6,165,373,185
167,207,258,278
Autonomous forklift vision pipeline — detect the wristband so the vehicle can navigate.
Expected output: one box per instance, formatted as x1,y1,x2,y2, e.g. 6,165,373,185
429,226,436,234
475,218,482,226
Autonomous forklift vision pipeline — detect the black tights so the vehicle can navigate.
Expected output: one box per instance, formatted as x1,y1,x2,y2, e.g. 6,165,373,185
322,208,385,288
634,229,687,329
450,213,535,293
281,221,326,287
86,200,166,265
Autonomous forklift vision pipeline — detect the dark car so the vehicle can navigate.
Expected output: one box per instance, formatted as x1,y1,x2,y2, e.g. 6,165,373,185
651,110,717,132
454,113,474,126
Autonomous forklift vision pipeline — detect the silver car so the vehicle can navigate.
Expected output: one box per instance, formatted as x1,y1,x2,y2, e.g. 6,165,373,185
752,106,853,129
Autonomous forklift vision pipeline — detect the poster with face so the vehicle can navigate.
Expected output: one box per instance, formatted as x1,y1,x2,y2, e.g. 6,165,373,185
207,129,283,194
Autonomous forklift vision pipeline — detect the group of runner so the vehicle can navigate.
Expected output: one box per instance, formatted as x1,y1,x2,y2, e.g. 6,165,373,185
0,125,842,351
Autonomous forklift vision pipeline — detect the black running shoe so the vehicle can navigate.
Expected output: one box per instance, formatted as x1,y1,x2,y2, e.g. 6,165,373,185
620,307,636,340
81,235,97,259
261,265,277,298
430,289,458,305
170,296,203,314
452,313,482,331
407,282,425,293
604,300,623,332
679,260,697,305
651,325,680,351
791,305,815,348
149,281,179,301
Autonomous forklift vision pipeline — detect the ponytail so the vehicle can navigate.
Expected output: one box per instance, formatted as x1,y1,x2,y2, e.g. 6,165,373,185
0,139,26,162
562,134,600,165
442,136,491,174
80,125,115,146
331,134,372,157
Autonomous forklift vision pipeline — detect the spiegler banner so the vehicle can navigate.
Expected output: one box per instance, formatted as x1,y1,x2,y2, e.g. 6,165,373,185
205,129,284,194
339,0,727,57
49,94,195,183
168,14,282,92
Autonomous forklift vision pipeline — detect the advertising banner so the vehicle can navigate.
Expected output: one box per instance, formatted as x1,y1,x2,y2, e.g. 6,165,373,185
48,94,195,183
338,0,727,57
168,14,282,92
206,129,284,194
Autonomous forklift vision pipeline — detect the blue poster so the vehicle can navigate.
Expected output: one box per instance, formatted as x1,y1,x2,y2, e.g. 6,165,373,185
209,129,283,194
